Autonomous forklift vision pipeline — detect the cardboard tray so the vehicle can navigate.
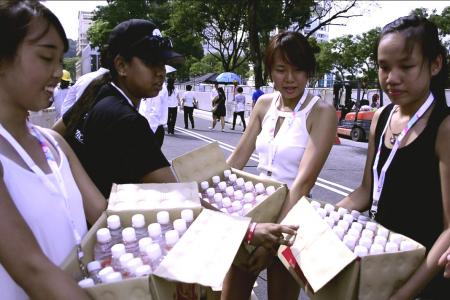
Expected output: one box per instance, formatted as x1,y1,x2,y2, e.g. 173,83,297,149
277,197,426,300
61,184,250,300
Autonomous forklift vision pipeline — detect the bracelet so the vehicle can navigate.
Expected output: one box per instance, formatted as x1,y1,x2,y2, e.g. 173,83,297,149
246,222,257,244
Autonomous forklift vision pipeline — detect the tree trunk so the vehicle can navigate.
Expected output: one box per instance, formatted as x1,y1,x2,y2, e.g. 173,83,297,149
247,0,263,87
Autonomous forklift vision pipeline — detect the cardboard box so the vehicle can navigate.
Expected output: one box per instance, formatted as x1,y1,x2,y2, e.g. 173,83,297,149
277,197,426,300
61,183,250,300
171,142,287,224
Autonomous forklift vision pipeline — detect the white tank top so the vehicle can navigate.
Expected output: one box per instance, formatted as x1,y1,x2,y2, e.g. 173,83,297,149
255,92,320,188
0,129,87,300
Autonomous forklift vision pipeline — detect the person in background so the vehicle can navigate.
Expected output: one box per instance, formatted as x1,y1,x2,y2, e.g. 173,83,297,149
210,86,226,132
139,81,169,147
252,84,264,108
371,93,380,109
337,15,450,299
0,1,106,298
223,31,337,300
181,84,196,129
231,86,246,131
60,19,183,198
52,69,71,119
166,77,180,135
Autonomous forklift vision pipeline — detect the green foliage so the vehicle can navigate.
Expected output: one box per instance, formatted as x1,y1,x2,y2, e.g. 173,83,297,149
87,20,111,49
63,57,78,80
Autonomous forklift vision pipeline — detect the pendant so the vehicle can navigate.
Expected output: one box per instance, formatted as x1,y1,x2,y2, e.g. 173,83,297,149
390,134,399,145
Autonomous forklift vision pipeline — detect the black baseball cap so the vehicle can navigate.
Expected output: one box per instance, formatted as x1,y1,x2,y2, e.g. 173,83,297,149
106,19,184,67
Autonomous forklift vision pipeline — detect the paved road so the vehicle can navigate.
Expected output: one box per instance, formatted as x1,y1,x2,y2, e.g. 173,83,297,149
161,109,368,300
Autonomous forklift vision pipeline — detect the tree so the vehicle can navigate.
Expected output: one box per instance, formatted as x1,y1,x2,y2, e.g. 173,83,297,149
63,57,78,80
354,28,380,86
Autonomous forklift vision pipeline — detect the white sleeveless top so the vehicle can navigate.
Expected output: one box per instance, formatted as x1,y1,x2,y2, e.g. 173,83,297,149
255,92,320,188
0,129,87,300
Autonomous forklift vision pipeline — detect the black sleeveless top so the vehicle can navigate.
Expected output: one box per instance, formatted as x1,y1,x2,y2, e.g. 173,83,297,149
372,102,450,299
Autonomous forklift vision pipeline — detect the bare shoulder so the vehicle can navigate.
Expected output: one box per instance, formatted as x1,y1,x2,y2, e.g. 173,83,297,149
437,113,450,147
253,92,276,118
41,128,71,154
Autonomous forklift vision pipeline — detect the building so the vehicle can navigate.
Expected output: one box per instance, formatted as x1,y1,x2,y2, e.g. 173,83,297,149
75,11,101,79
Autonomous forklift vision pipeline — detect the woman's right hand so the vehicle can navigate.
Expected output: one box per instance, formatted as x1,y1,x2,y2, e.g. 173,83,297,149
251,223,298,250
438,247,450,278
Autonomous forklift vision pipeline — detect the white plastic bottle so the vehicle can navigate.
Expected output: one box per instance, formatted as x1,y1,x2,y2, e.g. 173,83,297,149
148,223,165,249
103,271,123,284
231,201,243,215
164,230,179,254
265,185,276,196
118,253,134,278
146,243,164,271
223,169,232,183
157,211,173,235
206,187,215,202
126,257,143,278
78,278,95,288
122,227,140,257
87,260,102,284
225,186,235,201
200,181,210,198
218,181,227,197
244,181,255,195
180,209,194,228
107,215,123,245
98,266,114,283
132,214,148,240
110,243,126,273
211,175,221,192
235,177,245,191
254,183,266,196
173,219,187,236
228,174,237,188
222,197,232,213
243,192,255,206
138,237,153,264
213,193,223,208
233,190,244,203
94,228,113,267
134,264,152,277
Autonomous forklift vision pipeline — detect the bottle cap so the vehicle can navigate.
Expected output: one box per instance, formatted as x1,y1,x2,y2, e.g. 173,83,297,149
181,209,194,222
104,272,122,283
357,215,370,225
236,177,245,186
233,190,243,200
78,278,95,288
358,237,372,249
218,181,227,190
222,197,231,207
350,222,363,232
255,183,265,193
173,219,187,235
389,233,403,245
255,194,265,204
132,214,146,228
332,226,345,240
342,214,354,223
119,253,134,268
324,203,335,213
266,186,276,195
310,200,321,210
369,244,384,255
244,181,254,192
374,235,387,247
96,228,112,243
200,181,209,190
337,207,349,217
229,174,237,182
225,186,234,197
212,175,220,184
343,235,356,250
145,243,162,260
87,260,101,272
165,230,179,247
323,216,335,227
365,221,377,232
347,228,360,239
111,243,126,258
206,187,215,197
354,245,368,257
157,211,170,225
134,264,152,277
337,220,350,231
107,215,121,230
361,229,374,240
126,257,143,274
122,227,136,242
351,210,361,219
232,201,242,211
316,207,327,218
98,266,114,282
223,169,231,178
400,240,415,251
385,241,399,253
148,223,162,238
377,227,389,238
329,211,340,222
213,193,223,202
242,203,253,215
244,193,254,203
138,237,153,252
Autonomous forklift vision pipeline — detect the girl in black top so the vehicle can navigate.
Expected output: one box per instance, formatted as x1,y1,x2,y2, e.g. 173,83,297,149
338,15,450,300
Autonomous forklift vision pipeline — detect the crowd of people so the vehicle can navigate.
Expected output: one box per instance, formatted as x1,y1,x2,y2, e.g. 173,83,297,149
1,1,449,299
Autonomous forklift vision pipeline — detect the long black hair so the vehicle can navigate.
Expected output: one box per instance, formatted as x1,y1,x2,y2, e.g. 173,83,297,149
167,77,175,96
376,15,448,108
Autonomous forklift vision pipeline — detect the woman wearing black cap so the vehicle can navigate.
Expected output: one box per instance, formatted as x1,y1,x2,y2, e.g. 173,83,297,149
62,19,184,198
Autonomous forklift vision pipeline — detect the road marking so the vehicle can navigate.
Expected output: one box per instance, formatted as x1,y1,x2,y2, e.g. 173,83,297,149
175,126,352,195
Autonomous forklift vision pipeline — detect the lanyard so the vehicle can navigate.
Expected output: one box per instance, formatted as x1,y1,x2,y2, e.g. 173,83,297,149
267,91,308,175
0,123,87,276
370,93,434,219
110,82,136,108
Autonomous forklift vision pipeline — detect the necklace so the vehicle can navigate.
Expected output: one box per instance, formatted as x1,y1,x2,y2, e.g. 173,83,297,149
388,106,401,145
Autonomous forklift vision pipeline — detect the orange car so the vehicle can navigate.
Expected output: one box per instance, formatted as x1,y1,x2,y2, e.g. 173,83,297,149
337,110,375,142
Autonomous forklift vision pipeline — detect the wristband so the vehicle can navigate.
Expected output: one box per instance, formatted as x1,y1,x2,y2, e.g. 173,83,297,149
246,222,257,244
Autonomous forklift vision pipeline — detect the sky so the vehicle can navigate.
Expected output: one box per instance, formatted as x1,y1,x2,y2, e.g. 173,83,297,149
42,1,450,41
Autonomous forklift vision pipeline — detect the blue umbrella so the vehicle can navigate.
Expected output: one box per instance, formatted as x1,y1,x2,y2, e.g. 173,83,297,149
215,72,241,84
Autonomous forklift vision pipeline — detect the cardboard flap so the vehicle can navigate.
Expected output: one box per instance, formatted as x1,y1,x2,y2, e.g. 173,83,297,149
278,197,356,292
172,142,229,183
108,182,201,212
154,209,251,288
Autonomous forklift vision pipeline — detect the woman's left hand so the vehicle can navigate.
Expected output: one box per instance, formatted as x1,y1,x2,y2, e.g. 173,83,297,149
251,223,298,250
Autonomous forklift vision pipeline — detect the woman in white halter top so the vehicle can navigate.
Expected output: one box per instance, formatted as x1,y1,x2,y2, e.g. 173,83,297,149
0,2,106,299
223,31,337,300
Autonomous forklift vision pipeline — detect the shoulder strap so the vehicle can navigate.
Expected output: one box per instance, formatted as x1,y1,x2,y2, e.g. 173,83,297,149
302,95,320,115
